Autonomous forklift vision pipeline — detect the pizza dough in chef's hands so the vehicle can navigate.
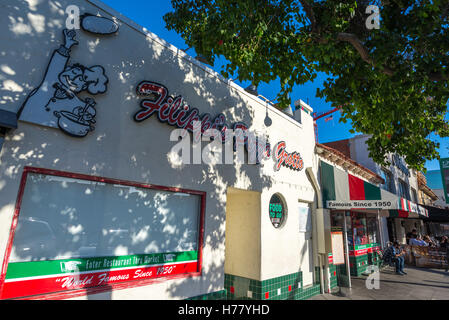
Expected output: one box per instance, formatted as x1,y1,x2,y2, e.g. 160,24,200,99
81,14,119,35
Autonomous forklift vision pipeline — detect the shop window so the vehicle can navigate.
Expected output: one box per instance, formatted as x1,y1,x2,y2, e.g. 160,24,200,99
330,212,352,247
1,168,205,299
366,217,379,245
351,213,368,246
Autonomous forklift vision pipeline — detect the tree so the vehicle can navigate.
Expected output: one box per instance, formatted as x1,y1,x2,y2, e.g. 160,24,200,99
164,0,449,171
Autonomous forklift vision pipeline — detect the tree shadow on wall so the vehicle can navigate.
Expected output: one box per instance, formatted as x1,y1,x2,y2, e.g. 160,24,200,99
0,0,305,300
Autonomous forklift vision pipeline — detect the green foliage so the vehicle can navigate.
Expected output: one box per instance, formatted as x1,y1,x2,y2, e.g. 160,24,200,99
164,0,449,170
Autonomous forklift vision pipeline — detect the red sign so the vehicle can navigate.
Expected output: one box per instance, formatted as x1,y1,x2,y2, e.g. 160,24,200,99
1,261,197,300
273,141,304,172
134,81,271,161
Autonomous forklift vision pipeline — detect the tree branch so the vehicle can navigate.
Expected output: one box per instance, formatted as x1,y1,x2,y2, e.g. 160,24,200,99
441,0,449,20
336,32,394,76
299,2,448,82
298,0,318,33
336,32,448,81
428,71,448,81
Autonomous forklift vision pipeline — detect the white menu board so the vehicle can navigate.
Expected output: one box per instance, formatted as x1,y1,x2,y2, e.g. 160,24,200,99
331,231,345,265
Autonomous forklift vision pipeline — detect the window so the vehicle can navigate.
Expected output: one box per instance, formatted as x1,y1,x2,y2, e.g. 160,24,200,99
330,212,352,248
380,169,395,194
351,212,368,246
411,187,418,203
398,179,410,200
366,217,379,245
1,167,205,300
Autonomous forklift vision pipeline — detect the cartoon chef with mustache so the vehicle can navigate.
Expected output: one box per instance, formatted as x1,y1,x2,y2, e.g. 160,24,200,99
19,29,108,137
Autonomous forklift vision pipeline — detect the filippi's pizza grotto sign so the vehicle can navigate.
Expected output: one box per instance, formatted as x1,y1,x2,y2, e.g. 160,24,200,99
134,80,271,162
134,81,304,171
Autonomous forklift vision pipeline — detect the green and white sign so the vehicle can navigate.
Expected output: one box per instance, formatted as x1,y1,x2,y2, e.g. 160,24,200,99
269,194,286,228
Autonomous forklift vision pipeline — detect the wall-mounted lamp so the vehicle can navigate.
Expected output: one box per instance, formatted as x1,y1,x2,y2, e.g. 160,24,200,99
264,107,272,127
244,83,258,96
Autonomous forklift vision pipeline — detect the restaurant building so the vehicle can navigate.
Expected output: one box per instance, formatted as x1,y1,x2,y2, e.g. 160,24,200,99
0,0,324,300
316,142,430,289
316,143,385,284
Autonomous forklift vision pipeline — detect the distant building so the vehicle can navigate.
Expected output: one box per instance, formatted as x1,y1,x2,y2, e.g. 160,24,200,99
416,171,438,207
425,169,449,209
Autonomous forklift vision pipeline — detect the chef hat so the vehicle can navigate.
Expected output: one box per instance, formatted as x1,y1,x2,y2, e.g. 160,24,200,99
84,65,108,95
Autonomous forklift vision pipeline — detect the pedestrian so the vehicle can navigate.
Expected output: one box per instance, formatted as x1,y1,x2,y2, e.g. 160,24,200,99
409,234,426,246
392,241,407,275
440,236,449,249
406,229,418,245
440,236,449,272
424,235,437,247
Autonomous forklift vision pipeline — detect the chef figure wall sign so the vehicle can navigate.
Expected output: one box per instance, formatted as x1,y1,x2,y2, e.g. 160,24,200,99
19,26,110,137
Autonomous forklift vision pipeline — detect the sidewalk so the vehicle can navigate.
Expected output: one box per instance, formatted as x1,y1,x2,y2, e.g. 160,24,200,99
310,266,449,300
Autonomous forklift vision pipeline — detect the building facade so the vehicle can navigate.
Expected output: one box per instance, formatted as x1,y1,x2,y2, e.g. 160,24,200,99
316,143,385,283
0,0,326,300
425,169,449,209
0,0,436,301
323,135,428,244
417,171,438,207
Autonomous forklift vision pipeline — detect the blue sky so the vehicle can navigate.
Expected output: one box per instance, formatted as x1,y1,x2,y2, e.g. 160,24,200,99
101,0,448,171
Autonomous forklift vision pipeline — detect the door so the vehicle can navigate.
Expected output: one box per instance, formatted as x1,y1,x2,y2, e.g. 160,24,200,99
330,211,351,288
386,218,396,243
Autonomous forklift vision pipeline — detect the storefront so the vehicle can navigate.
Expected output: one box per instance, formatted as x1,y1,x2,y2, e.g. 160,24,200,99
421,205,449,238
384,199,429,244
329,210,382,277
316,143,429,287
0,0,320,300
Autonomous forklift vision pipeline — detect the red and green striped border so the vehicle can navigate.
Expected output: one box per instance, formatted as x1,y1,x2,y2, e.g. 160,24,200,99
348,243,380,256
320,161,381,206
320,161,428,217
2,251,197,299
0,167,207,300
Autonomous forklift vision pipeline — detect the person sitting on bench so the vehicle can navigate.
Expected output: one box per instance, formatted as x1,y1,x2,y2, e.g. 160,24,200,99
392,241,407,275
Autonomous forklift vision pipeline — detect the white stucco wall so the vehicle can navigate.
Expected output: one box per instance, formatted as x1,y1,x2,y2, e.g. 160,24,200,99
0,0,317,299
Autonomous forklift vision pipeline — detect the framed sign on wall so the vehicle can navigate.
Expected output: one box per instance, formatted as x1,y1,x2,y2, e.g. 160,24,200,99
298,204,311,234
331,231,345,265
269,194,287,228
0,167,206,300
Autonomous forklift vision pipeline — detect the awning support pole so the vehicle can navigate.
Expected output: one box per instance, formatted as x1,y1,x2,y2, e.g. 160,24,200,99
343,211,352,289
